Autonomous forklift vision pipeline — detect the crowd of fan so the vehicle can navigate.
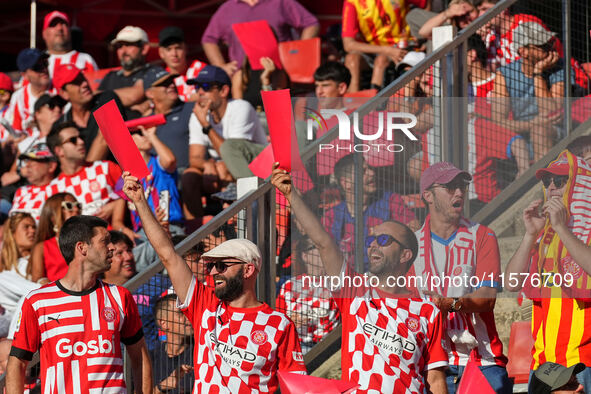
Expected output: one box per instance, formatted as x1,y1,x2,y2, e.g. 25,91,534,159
0,0,589,393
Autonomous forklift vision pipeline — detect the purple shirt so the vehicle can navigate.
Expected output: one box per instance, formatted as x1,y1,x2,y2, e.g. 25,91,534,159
202,0,318,67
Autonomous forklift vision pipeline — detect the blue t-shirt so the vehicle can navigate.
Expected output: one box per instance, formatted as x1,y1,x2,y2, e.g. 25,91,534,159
131,155,182,231
133,273,173,352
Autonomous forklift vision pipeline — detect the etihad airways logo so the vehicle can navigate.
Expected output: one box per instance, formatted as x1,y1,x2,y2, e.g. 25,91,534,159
362,322,417,355
210,333,258,367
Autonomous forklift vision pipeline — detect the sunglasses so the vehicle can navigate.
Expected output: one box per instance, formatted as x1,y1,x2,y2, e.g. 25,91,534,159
196,82,221,92
541,175,568,189
61,135,83,145
365,234,406,249
61,201,81,211
431,179,469,193
204,260,246,274
31,60,48,73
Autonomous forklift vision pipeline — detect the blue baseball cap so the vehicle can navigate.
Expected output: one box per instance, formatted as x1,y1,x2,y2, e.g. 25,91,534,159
186,65,231,87
142,67,178,91
17,48,49,72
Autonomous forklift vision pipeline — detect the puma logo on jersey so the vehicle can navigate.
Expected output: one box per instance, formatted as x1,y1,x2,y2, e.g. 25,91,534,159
47,314,61,324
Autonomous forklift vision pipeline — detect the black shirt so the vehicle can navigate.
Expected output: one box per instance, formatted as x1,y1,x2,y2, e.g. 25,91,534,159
98,64,155,90
152,339,194,394
154,101,195,170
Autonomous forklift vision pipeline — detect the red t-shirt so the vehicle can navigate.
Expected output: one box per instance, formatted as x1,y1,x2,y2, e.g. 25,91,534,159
11,280,143,394
180,276,307,393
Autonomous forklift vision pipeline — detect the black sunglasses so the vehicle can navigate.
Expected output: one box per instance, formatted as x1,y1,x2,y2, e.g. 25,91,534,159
31,59,48,73
61,135,82,145
365,234,406,249
431,179,469,193
541,175,568,189
196,82,221,92
61,201,81,211
205,260,246,274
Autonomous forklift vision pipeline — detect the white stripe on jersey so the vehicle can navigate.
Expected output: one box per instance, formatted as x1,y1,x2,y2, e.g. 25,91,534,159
72,360,81,394
90,290,101,331
33,295,80,309
102,288,115,331
38,309,83,326
88,371,123,381
89,388,127,394
41,324,85,343
105,284,124,331
87,357,123,366
45,366,55,394
57,361,65,394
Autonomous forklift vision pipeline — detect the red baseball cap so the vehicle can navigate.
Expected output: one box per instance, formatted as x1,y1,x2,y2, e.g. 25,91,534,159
53,64,81,90
43,11,70,31
420,161,472,194
535,155,570,179
0,72,14,92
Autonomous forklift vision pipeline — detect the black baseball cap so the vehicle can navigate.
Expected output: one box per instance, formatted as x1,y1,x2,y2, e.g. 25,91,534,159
159,26,185,47
142,67,179,91
186,65,231,87
530,362,585,394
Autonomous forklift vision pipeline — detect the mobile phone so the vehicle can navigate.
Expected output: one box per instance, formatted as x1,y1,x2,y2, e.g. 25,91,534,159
159,190,170,222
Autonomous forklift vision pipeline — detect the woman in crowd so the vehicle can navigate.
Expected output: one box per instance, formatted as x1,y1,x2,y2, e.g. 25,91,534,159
30,193,81,283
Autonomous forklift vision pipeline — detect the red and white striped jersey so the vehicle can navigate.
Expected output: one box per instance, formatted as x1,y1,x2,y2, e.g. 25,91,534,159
10,183,53,222
333,270,448,394
180,276,307,393
48,51,98,78
5,84,54,133
169,60,207,102
276,275,340,345
414,217,508,367
48,161,122,216
10,280,144,394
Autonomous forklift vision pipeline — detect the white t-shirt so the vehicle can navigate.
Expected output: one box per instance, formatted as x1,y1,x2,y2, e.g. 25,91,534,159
189,99,267,159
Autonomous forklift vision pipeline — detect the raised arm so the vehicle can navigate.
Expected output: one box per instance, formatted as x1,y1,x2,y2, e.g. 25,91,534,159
122,172,192,301
271,163,344,277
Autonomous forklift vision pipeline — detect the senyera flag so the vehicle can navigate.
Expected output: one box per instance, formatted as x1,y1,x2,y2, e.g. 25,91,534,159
93,100,150,179
278,371,358,394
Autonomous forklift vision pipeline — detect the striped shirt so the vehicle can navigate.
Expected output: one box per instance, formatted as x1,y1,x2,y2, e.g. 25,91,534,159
10,280,143,394
48,50,98,78
169,60,207,102
6,84,53,133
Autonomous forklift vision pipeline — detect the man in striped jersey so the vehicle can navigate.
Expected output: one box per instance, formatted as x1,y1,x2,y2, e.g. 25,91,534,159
42,11,98,78
122,172,307,393
414,162,510,393
5,215,152,394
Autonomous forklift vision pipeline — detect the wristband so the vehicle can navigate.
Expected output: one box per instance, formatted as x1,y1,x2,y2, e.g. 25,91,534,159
450,297,462,312
202,125,213,135
532,72,544,78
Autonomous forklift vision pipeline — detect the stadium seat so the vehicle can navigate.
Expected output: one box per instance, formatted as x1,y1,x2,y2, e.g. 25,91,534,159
506,321,534,384
83,67,120,91
278,38,321,84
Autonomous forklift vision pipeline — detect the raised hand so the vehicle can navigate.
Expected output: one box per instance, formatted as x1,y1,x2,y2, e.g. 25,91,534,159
271,162,292,199
122,171,146,203
523,199,546,235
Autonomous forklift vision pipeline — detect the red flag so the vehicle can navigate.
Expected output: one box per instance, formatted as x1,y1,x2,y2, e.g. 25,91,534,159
277,372,358,394
93,100,150,179
457,351,496,394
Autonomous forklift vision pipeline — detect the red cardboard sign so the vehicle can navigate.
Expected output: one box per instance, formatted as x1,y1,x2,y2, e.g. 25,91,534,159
277,371,358,394
232,20,282,70
248,144,275,179
93,100,150,179
124,113,166,131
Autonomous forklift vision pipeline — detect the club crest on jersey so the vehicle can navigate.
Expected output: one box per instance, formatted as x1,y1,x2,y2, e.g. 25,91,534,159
405,317,420,333
561,256,583,280
89,180,101,193
251,330,268,345
102,307,117,322
453,266,462,276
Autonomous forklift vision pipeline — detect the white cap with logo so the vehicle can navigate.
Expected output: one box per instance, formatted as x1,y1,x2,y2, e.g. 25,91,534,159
111,26,149,45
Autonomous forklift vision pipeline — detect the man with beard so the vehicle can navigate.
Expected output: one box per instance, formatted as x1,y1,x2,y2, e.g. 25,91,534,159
414,162,510,394
271,163,448,394
42,10,98,77
6,215,152,394
54,63,126,161
121,171,307,393
98,26,156,114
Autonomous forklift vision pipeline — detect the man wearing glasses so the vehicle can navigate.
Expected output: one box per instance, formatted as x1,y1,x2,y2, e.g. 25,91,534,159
415,161,510,394
271,163,448,394
505,151,591,392
6,48,52,133
122,171,307,393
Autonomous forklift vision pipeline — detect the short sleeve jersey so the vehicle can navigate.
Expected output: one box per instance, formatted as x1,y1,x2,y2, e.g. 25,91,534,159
10,183,53,222
10,280,144,394
189,99,267,160
48,160,122,215
179,276,306,393
170,60,207,102
48,50,98,78
333,270,448,394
